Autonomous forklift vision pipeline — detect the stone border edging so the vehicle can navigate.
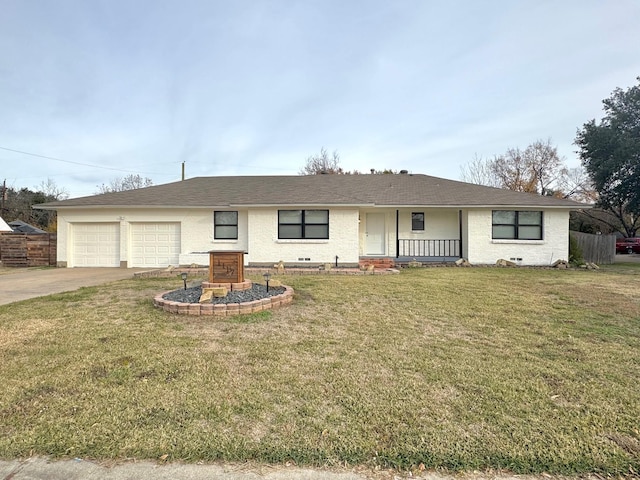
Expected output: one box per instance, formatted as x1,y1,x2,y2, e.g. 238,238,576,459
134,267,400,279
153,286,294,317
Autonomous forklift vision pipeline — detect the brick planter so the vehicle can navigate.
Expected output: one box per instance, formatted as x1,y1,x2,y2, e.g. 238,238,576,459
201,279,253,291
154,286,294,317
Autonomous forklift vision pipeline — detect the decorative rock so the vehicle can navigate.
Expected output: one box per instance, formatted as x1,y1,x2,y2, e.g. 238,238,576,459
212,286,228,297
455,258,471,267
407,259,422,268
274,260,285,274
199,288,214,303
496,259,517,267
551,259,569,269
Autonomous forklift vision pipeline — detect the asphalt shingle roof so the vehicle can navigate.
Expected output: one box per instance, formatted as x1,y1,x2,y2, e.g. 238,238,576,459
36,174,588,209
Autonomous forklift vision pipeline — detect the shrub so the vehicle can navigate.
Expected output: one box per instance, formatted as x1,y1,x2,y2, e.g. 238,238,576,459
569,233,584,265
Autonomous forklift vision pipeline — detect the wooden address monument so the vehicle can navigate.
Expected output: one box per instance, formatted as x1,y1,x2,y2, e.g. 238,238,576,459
209,250,245,284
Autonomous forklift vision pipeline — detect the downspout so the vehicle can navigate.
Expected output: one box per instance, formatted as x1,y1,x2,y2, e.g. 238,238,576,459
395,209,399,258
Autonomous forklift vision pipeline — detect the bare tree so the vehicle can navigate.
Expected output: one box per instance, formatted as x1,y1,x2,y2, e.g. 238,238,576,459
97,174,153,194
524,139,567,196
299,148,344,175
556,167,597,202
460,154,501,188
491,147,539,193
460,139,575,197
37,178,69,201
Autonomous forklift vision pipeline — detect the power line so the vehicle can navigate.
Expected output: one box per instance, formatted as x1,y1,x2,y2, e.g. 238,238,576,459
0,146,177,175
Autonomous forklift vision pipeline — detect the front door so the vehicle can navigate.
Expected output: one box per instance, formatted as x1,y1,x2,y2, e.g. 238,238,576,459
365,213,386,255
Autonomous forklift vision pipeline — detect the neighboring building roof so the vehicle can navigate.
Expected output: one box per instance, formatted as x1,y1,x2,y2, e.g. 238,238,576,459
8,220,47,234
35,174,590,210
0,216,12,232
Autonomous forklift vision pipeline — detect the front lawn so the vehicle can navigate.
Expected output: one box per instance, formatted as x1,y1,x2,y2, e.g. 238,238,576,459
0,267,638,475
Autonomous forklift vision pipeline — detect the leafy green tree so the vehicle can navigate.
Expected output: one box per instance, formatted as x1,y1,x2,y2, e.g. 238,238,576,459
575,77,640,237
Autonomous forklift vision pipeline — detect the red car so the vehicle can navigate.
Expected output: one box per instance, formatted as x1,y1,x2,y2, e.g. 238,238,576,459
616,237,640,254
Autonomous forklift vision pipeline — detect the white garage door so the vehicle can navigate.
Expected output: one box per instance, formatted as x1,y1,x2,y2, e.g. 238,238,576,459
131,223,180,268
73,223,120,267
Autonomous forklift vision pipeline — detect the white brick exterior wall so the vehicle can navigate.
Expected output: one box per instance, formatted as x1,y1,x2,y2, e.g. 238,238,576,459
465,209,570,265
57,207,360,267
55,206,571,267
247,208,360,265
56,208,248,267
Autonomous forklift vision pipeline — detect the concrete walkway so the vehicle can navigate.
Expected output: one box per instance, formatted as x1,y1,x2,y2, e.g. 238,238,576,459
0,267,142,305
0,457,538,480
0,458,364,480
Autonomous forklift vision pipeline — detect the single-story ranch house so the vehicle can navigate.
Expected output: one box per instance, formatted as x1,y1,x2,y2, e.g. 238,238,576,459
36,173,588,268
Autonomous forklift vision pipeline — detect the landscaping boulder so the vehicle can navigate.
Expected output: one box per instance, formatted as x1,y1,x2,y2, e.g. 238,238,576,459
455,258,471,267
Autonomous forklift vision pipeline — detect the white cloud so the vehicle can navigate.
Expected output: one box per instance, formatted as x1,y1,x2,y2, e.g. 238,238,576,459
0,0,639,196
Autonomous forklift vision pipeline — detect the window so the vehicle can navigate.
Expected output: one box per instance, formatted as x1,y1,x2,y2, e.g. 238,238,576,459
214,211,238,239
492,211,542,240
278,210,329,239
412,212,425,231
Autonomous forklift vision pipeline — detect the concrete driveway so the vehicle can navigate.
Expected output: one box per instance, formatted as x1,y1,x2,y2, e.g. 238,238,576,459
615,253,640,263
0,267,143,306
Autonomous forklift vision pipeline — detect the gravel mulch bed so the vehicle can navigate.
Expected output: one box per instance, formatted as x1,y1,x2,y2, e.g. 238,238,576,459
162,283,286,304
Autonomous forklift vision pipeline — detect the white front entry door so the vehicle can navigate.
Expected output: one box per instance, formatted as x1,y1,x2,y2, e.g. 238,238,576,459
365,213,386,255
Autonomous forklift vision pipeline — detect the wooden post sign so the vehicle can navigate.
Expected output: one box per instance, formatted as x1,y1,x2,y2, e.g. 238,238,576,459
209,251,245,284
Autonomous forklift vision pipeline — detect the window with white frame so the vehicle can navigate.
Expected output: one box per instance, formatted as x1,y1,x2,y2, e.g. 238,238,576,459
214,211,238,239
492,210,542,240
412,212,425,231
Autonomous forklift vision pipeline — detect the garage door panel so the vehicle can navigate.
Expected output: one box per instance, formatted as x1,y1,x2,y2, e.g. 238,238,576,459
73,223,120,267
131,223,180,268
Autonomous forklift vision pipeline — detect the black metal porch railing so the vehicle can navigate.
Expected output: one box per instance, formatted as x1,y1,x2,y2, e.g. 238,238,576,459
398,239,461,257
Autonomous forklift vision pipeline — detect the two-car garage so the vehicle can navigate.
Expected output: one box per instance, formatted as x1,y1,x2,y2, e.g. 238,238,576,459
71,222,180,268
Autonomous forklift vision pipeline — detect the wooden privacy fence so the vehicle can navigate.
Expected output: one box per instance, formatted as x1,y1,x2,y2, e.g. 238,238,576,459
0,233,57,267
571,231,615,265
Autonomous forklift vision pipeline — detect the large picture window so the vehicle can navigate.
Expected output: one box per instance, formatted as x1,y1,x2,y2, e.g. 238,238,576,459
214,211,238,239
278,210,329,239
492,211,542,240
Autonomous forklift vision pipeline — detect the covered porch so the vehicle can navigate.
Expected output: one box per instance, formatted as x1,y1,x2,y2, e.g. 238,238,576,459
359,208,464,265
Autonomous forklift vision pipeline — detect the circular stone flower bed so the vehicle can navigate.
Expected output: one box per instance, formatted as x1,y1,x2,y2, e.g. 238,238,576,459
154,281,294,317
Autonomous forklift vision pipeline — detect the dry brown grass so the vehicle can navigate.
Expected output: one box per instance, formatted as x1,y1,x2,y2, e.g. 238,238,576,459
0,266,639,475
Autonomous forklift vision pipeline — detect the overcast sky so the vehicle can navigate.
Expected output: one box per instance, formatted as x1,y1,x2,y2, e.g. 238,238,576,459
1,0,639,198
